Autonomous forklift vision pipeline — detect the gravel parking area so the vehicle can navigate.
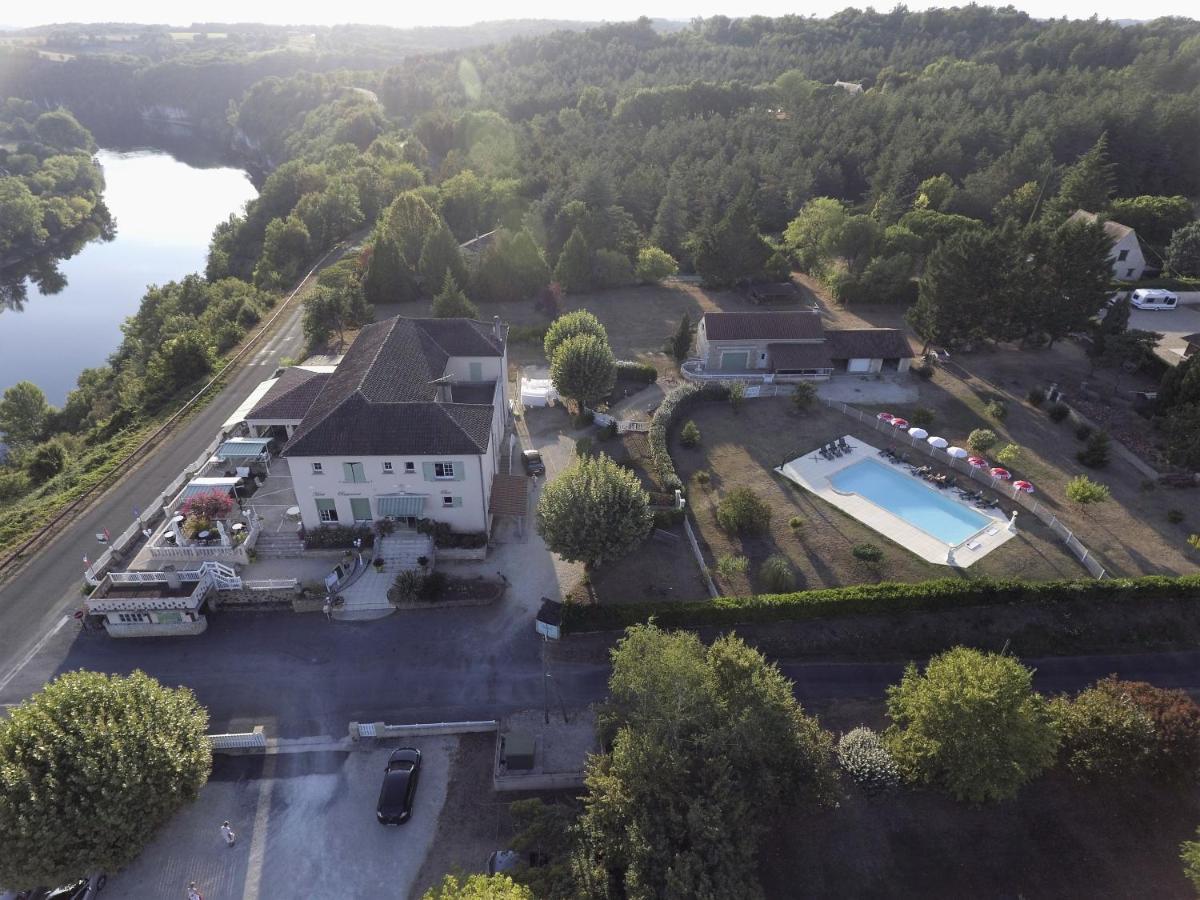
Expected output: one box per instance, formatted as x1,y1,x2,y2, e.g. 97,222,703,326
105,739,454,900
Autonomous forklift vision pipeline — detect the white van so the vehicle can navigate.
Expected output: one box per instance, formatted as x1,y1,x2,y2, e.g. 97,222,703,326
1131,288,1179,310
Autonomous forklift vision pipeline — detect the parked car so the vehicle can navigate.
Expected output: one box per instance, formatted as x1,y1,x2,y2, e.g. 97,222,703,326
5,873,107,900
487,850,522,875
522,449,545,476
376,747,421,825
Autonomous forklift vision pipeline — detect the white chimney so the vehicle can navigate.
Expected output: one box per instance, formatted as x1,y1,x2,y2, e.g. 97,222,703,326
493,316,502,338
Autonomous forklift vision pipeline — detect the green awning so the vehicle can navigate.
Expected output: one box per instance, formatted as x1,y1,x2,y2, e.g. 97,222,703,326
216,438,271,458
377,495,426,518
181,478,239,500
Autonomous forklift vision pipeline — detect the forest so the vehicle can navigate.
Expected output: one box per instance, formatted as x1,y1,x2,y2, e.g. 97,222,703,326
1,7,1200,536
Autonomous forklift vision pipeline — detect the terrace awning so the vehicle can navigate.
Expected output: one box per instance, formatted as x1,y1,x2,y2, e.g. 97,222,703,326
181,477,240,500
215,437,271,458
377,495,426,518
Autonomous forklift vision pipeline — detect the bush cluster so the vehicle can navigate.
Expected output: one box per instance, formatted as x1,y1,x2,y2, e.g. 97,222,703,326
415,518,488,549
613,360,658,385
1027,387,1046,406
560,574,1200,633
967,428,998,452
391,569,449,603
716,487,772,535
1048,403,1071,423
836,727,901,795
302,524,375,550
648,382,729,491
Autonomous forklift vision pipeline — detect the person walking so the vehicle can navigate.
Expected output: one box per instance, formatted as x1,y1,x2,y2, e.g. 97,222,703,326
220,820,236,847
187,881,203,900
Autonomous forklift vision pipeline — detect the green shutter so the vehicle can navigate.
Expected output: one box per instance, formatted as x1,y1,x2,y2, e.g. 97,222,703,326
454,462,466,481
343,462,354,482
451,496,463,508
422,462,435,481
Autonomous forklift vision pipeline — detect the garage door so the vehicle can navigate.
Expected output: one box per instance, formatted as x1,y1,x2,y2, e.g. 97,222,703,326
847,358,872,373
720,351,749,371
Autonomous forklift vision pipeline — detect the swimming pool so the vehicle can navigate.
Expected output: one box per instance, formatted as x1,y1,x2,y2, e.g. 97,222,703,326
830,458,991,546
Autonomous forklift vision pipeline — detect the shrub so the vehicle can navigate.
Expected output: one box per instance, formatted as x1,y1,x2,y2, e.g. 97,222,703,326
729,380,747,412
648,382,730,491
26,438,69,484
1074,422,1093,441
1168,509,1186,524
652,508,685,528
913,362,934,380
1098,677,1200,781
391,569,448,603
837,727,901,795
1048,403,1071,423
909,406,935,428
1065,474,1110,506
791,382,817,411
694,470,711,486
613,360,659,385
759,555,795,592
572,409,595,428
788,516,804,530
985,399,1008,421
1076,431,1110,468
1027,387,1046,406
414,519,488,549
852,543,882,563
716,488,772,535
967,428,998,452
0,470,30,501
995,443,1022,466
1182,829,1200,893
533,282,564,318
180,489,234,522
679,421,701,447
715,554,749,581
1049,686,1156,781
303,524,375,550
575,436,594,457
509,324,549,345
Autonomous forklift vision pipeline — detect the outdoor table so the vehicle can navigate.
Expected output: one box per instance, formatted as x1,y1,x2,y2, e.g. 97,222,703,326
286,506,301,519
198,530,211,541
171,515,185,524
231,523,246,533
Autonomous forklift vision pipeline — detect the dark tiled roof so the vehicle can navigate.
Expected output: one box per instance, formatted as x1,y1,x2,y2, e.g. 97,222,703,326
248,368,330,421
703,311,824,341
768,342,833,370
825,328,914,360
283,316,503,458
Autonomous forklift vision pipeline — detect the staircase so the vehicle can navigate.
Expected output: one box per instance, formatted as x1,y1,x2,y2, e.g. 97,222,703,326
254,529,305,559
375,532,435,572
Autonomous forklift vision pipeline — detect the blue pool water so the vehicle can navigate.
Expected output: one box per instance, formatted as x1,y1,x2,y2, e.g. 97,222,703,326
830,458,990,545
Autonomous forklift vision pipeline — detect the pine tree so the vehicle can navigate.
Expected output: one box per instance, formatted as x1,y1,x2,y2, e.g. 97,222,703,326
1044,134,1116,224
363,235,417,303
418,223,468,293
554,227,593,293
431,273,480,319
669,313,693,362
651,175,688,262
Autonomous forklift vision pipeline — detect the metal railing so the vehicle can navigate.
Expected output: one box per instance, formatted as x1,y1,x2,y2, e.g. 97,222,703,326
819,397,1107,579
241,578,300,590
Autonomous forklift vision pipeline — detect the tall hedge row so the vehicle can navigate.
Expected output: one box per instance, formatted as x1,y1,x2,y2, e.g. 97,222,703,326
562,575,1200,633
648,381,729,490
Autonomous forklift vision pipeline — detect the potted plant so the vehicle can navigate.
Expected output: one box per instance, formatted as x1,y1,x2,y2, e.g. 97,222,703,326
373,557,385,571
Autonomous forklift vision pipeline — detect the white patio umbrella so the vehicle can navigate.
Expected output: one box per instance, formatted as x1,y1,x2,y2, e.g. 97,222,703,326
946,446,969,459
927,435,949,449
908,427,929,440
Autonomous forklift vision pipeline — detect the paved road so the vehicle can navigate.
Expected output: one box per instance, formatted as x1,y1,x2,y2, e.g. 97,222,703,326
0,276,310,695
5,601,1200,736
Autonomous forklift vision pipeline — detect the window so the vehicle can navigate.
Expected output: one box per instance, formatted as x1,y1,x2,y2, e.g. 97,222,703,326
469,361,483,381
311,462,323,474
1127,268,1136,278
383,461,393,473
1117,249,1129,261
443,496,454,506
343,462,366,483
316,498,338,523
404,462,415,473
117,612,150,624
434,462,455,479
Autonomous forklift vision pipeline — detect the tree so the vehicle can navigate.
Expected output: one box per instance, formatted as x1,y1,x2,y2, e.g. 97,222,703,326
544,310,608,364
574,625,834,897
1027,219,1114,347
25,438,69,484
363,234,417,304
593,249,635,288
1099,677,1200,781
536,453,652,568
716,487,772,535
473,229,552,303
1050,685,1155,781
418,222,468,292
0,176,48,253
1167,222,1200,277
302,285,353,348
967,428,998,452
179,489,235,522
421,874,533,899
791,381,816,411
1165,404,1200,471
1182,829,1200,895
907,228,1012,351
554,227,593,293
1065,474,1111,507
915,174,956,211
0,380,51,447
885,647,1059,803
1108,196,1193,247
253,214,310,290
550,334,616,411
784,197,847,273
1043,134,1115,224
635,246,679,283
689,193,772,287
33,109,93,151
431,273,480,319
142,331,212,407
382,191,441,266
0,670,211,887
679,420,701,447
1076,430,1110,468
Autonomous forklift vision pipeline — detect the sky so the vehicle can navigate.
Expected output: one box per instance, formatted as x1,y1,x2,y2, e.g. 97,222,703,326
2,0,1195,29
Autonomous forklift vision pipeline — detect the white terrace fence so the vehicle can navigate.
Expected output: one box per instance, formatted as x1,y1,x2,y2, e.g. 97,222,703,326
819,397,1107,579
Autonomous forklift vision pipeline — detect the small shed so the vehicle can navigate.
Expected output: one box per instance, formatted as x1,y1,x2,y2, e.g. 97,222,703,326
503,731,535,770
1182,333,1200,359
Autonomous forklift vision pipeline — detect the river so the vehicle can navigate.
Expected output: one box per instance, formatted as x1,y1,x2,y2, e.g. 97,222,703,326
0,147,258,404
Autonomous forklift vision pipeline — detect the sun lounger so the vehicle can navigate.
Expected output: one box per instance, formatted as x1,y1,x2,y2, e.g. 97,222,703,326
966,540,983,551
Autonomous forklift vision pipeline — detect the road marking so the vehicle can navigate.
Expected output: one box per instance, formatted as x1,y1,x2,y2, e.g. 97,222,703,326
0,614,71,695
241,750,277,900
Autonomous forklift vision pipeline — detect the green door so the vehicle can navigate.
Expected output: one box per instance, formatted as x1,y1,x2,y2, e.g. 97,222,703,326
350,498,372,523
720,351,749,371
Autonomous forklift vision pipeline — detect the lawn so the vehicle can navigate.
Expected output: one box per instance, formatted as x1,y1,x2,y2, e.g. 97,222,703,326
762,766,1199,898
674,397,1086,594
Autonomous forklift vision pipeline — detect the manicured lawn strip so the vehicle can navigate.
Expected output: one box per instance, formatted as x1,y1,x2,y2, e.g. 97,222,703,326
562,574,1200,632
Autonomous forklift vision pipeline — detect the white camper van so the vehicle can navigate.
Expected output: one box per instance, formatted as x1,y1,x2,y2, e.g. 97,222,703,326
1131,289,1179,310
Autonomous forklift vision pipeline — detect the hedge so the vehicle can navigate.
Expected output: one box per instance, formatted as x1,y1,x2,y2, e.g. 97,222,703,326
561,574,1200,633
614,360,658,384
648,382,729,490
302,524,375,550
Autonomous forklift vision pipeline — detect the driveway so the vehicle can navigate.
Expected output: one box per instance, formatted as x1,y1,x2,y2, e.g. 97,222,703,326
105,739,454,900
1129,303,1200,364
817,375,919,404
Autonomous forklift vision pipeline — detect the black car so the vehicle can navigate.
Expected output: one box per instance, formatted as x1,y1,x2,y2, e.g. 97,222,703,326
522,449,545,476
8,873,107,900
377,747,421,825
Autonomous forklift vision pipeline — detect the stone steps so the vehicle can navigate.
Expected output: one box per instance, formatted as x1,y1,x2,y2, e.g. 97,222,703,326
254,530,306,559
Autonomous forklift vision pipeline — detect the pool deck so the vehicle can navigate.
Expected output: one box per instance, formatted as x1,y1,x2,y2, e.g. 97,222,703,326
775,436,1015,568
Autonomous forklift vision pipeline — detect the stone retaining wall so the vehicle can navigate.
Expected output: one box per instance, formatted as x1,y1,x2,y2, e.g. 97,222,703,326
214,587,300,609
435,546,489,561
